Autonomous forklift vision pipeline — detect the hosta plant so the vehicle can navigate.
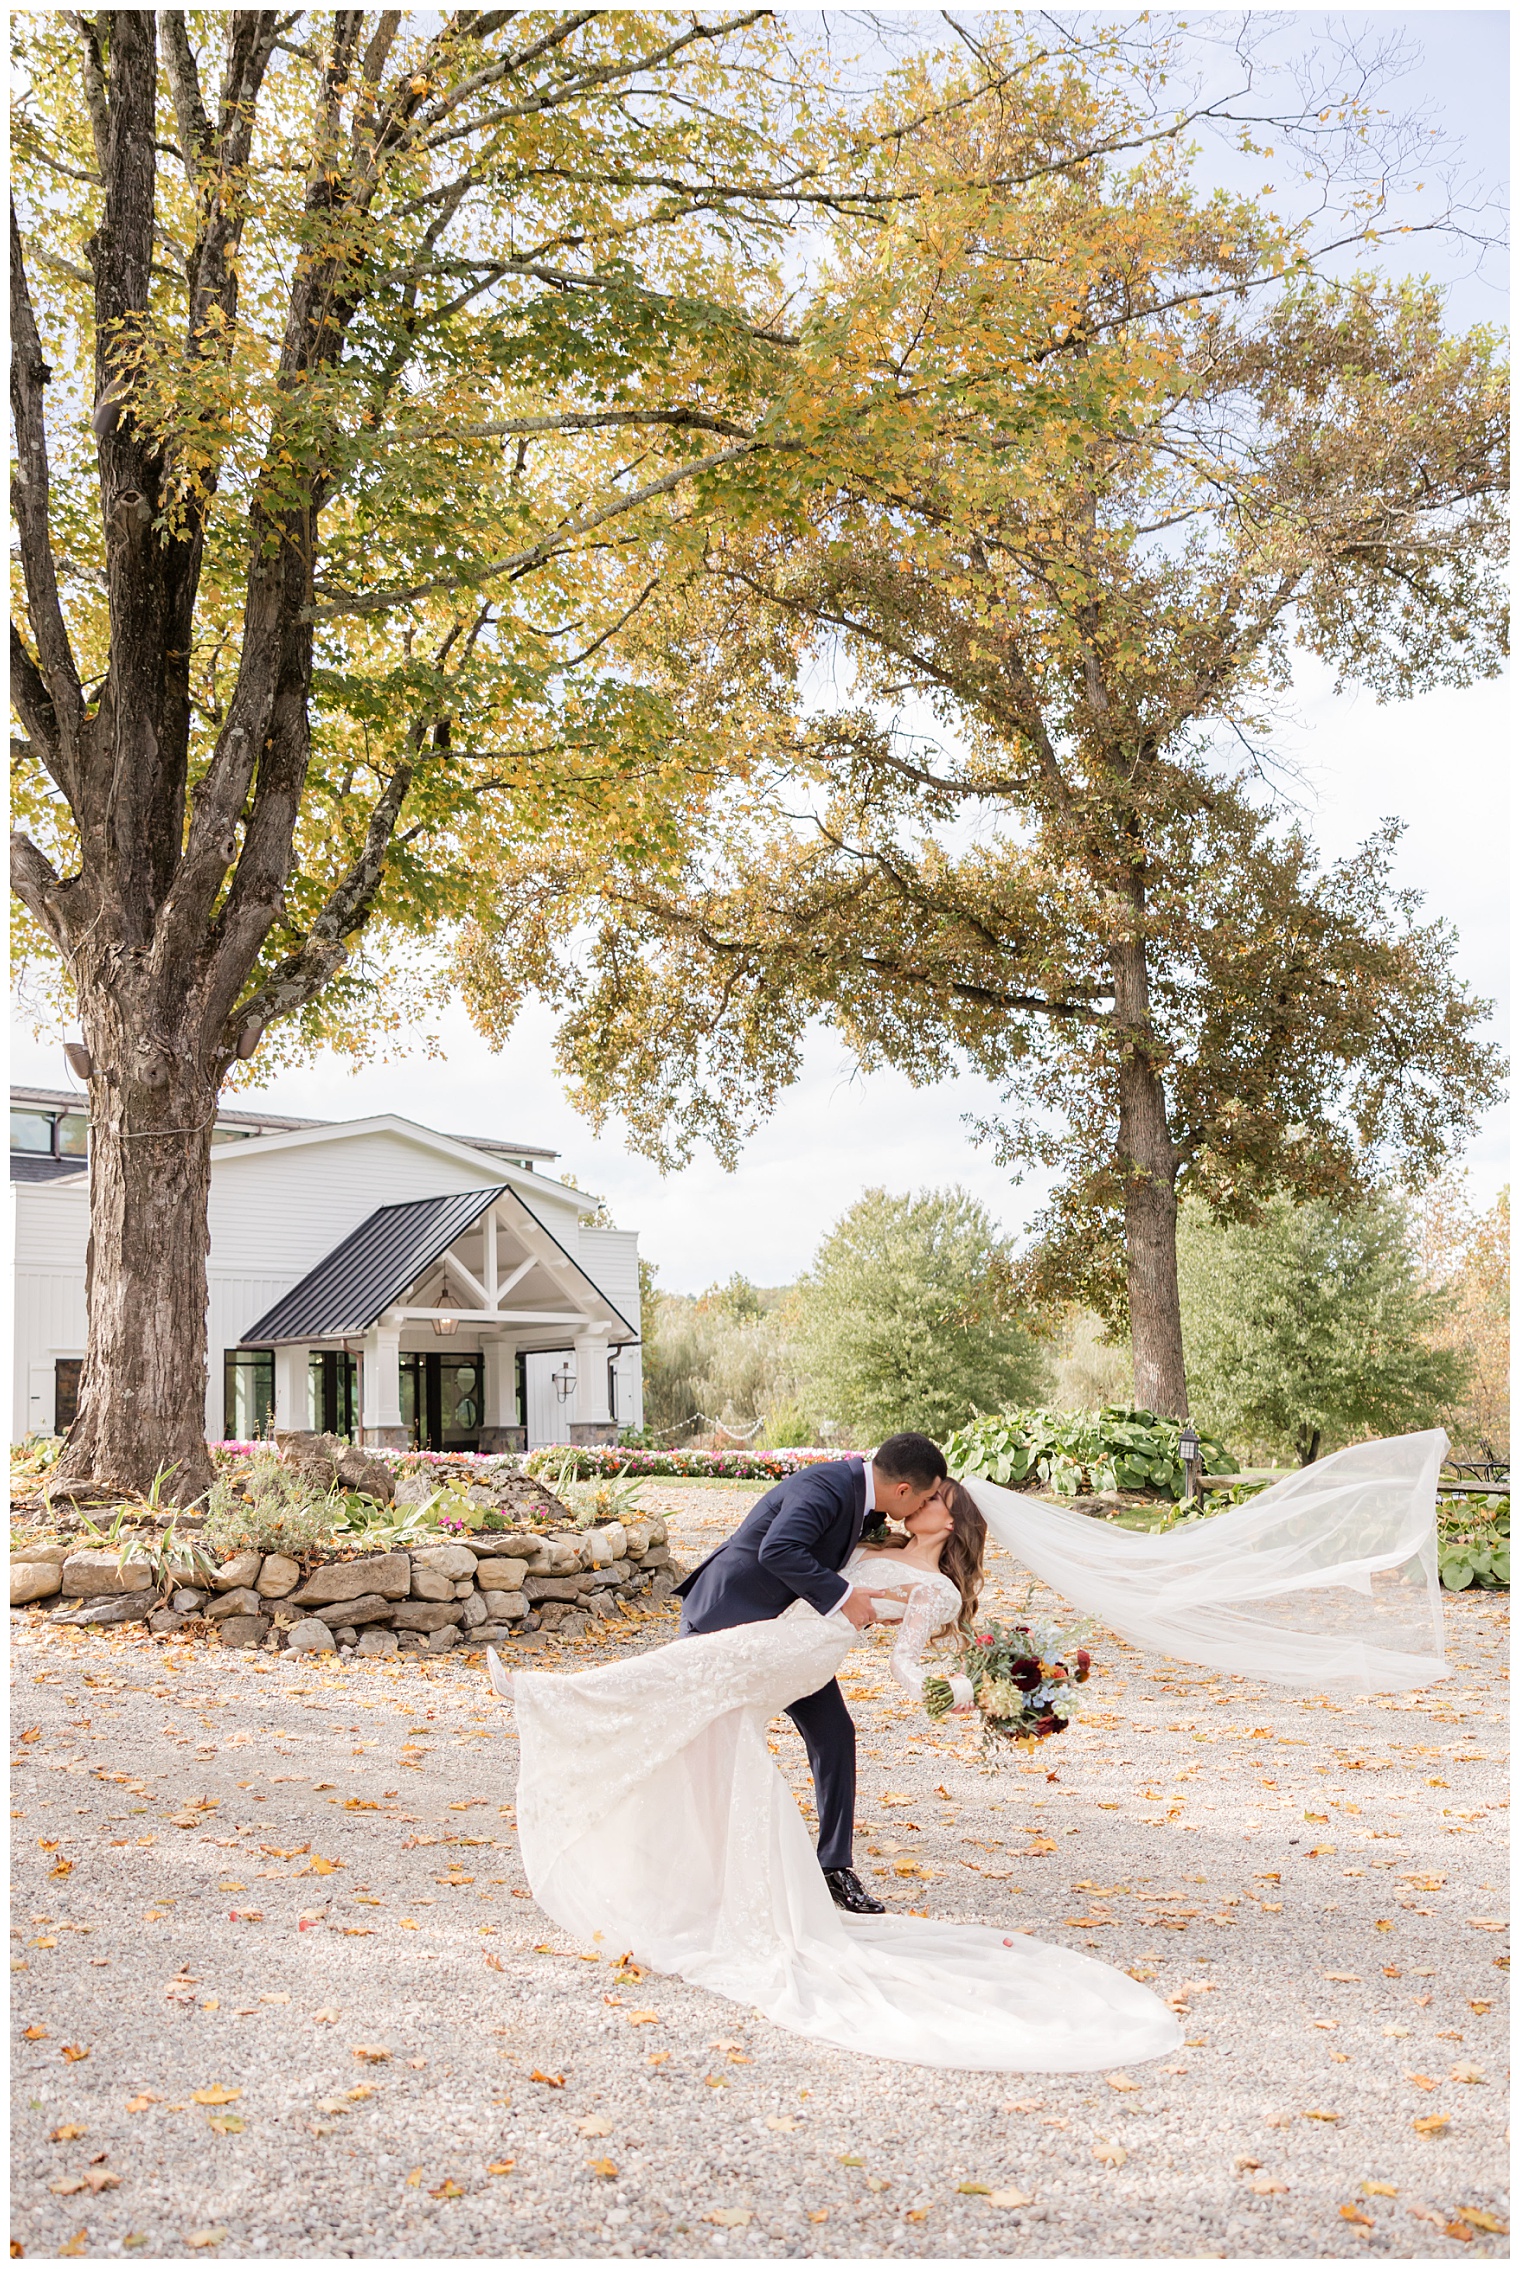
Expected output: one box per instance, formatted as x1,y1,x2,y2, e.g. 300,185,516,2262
944,1407,1237,1499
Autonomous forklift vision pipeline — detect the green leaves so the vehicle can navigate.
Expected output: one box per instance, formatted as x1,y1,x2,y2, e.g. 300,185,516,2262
945,1407,1236,1503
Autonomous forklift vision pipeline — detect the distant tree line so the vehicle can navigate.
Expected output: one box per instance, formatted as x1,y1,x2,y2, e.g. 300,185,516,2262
639,1178,1507,1467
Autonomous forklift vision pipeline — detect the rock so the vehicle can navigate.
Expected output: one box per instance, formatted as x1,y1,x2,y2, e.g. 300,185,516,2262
476,1558,526,1593
289,1552,410,1605
59,1549,153,1598
11,1561,63,1605
411,1543,478,1581
473,1532,540,1558
219,1614,270,1650
12,1541,70,1565
581,1529,615,1568
393,1473,438,1509
644,1517,668,1547
205,1586,263,1621
50,1594,153,1626
284,1616,337,1653
649,1571,675,1600
396,1630,430,1652
597,1522,626,1561
589,1592,620,1621
172,1588,208,1613
459,1591,489,1630
335,1446,395,1503
641,1544,672,1569
484,1590,528,1623
409,1566,456,1602
148,1608,189,1634
212,1550,264,1591
621,1520,651,1558
391,1599,465,1632
558,1611,590,1638
522,1574,588,1604
476,1624,517,1646
425,1624,460,1653
356,1628,400,1656
273,1430,343,1489
256,1554,301,1598
334,1626,359,1648
311,1593,396,1628
525,1539,583,1576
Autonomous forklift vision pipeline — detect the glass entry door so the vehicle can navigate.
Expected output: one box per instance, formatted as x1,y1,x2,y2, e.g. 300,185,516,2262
400,1352,483,1451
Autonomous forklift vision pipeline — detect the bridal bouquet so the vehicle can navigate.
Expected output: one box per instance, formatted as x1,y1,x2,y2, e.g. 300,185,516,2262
923,1616,1094,1754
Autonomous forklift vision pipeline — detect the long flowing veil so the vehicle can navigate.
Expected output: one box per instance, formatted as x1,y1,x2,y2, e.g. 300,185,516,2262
964,1429,1448,1692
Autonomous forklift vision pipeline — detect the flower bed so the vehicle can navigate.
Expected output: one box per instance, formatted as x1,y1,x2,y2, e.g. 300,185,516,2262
523,1445,840,1483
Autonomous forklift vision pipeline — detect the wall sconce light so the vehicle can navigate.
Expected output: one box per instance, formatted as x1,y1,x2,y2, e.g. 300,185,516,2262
551,1359,578,1403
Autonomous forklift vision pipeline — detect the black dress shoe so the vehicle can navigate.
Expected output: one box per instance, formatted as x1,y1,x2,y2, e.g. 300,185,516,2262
823,1866,885,1915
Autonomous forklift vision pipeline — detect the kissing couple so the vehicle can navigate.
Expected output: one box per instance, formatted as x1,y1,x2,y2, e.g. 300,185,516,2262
489,1430,1182,2069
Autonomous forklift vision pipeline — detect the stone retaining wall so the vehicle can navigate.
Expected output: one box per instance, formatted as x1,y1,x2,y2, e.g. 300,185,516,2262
9,1516,682,1658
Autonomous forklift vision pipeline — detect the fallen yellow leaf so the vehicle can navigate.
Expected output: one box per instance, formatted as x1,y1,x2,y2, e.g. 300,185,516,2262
990,2188,1033,2209
487,2160,515,2177
191,2087,242,2106
186,2230,229,2249
1363,2181,1398,2197
1412,2114,1450,2137
350,2045,390,2064
1106,2072,1141,2092
1454,2209,1507,2235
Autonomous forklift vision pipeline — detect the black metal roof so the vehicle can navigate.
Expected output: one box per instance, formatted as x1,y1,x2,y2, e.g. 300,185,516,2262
10,1154,88,1183
240,1185,634,1345
242,1189,501,1343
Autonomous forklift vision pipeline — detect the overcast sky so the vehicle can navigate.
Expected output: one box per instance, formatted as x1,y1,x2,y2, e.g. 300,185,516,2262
10,10,1508,1293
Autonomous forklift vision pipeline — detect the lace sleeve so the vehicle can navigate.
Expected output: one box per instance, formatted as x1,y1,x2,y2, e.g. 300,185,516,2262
888,1583,974,1707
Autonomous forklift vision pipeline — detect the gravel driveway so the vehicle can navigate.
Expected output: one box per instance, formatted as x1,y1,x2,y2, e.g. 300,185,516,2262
10,1482,1509,2260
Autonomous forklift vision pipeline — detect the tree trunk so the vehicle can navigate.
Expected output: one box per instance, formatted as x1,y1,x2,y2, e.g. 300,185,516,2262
1111,932,1189,1418
58,993,220,1504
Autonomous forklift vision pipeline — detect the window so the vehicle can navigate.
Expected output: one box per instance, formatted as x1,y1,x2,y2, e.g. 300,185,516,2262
309,1350,357,1437
11,1110,54,1153
54,1358,82,1434
224,1348,273,1441
10,1108,89,1158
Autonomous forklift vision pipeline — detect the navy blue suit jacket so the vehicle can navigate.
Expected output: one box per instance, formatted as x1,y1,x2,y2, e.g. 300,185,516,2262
674,1459,868,1633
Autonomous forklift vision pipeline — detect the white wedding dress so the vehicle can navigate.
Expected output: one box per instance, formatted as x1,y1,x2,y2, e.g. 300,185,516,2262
496,1549,1182,2071
496,1432,1447,2071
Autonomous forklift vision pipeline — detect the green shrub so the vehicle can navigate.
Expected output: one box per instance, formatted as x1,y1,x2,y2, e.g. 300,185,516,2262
944,1406,1237,1500
1437,1495,1510,1590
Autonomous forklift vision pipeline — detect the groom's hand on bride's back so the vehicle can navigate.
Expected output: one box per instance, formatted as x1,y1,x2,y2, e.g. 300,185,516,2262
839,1587,878,1630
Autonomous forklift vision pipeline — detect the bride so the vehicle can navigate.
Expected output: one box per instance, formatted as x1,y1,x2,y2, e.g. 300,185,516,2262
489,1428,1447,2072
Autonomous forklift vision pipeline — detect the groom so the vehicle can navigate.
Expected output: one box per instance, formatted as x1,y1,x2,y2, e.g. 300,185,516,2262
674,1431,948,1914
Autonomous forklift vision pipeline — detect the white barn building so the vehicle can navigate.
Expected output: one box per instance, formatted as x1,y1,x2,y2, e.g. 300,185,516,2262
10,1086,642,1453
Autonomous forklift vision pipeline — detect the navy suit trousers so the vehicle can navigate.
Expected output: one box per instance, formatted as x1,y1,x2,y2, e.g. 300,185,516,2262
784,1676,855,1872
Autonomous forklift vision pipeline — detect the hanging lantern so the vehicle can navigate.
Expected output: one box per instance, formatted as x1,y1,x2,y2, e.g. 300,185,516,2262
433,1282,459,1338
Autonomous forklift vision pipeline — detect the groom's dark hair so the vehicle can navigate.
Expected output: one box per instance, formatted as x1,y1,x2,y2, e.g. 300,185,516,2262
873,1432,948,1487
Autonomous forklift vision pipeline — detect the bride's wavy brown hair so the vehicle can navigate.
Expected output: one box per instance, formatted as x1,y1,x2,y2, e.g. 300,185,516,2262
873,1477,987,1633
935,1479,988,1633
